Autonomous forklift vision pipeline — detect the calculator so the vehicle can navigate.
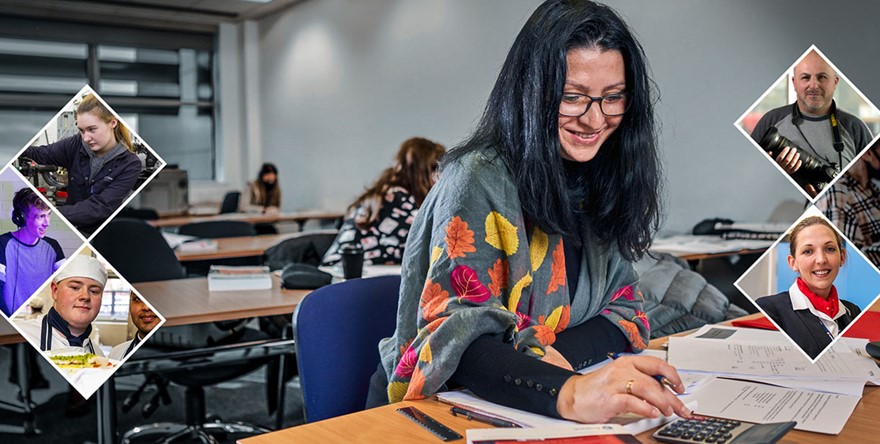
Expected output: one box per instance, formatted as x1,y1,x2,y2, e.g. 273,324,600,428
652,417,796,444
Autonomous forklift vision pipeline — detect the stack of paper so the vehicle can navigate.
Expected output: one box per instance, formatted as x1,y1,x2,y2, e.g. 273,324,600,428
207,265,272,291
667,325,878,434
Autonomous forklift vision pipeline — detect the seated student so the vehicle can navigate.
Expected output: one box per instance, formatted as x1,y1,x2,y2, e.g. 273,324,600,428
757,216,860,359
15,255,107,355
21,93,143,235
244,163,281,214
368,0,690,424
0,188,65,316
322,137,445,266
109,293,159,360
244,162,282,234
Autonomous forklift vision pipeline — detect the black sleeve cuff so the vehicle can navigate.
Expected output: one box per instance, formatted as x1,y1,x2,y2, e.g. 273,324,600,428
552,316,627,371
450,334,577,419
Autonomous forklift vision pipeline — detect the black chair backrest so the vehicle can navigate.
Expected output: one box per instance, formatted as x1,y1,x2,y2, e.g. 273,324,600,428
219,192,241,214
265,229,338,270
178,221,257,239
117,207,160,221
91,218,185,283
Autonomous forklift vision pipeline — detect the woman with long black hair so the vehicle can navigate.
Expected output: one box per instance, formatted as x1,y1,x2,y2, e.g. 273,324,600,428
369,0,690,423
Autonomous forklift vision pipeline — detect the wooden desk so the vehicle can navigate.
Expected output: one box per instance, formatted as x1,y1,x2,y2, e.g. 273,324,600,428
132,276,309,326
239,317,880,444
176,233,295,262
149,210,343,230
174,229,337,262
239,398,490,444
0,317,23,345
0,275,312,342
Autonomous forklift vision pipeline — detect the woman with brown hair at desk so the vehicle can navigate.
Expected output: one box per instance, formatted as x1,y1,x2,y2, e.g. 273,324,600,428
367,0,690,424
322,137,446,266
245,162,281,214
757,216,860,359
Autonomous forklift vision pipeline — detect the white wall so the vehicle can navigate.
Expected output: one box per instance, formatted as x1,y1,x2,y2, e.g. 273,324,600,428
254,0,880,234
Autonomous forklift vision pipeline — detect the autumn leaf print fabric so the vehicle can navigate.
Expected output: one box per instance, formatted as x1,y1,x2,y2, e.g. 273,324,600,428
377,151,650,403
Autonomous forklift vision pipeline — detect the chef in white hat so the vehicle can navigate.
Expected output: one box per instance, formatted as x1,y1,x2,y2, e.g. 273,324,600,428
15,254,108,355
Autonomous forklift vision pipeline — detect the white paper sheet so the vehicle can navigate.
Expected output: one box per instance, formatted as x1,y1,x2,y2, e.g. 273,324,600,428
688,378,860,435
668,335,876,381
437,389,697,435
467,424,628,444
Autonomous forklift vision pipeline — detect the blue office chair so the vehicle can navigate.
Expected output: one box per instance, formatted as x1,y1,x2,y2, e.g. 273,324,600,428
292,275,401,422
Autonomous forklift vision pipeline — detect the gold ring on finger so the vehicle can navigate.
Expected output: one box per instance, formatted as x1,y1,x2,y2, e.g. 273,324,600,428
626,379,635,395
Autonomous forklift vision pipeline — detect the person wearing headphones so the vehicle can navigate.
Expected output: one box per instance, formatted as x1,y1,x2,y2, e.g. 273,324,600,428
756,216,860,359
750,50,872,197
109,293,159,360
14,254,107,356
0,188,65,317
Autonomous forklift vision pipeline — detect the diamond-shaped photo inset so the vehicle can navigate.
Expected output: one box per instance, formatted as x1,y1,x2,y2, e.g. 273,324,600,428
735,46,880,200
11,85,165,240
0,167,84,318
815,138,880,268
9,247,165,399
735,207,880,361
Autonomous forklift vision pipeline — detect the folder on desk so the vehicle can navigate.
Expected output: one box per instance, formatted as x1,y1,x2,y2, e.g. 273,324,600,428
730,316,777,330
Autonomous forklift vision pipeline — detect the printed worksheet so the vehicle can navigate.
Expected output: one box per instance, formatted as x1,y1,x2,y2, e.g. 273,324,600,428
689,378,860,434
668,335,877,381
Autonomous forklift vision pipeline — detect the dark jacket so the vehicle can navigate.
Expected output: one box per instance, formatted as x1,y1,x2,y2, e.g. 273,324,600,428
757,291,860,359
22,135,142,234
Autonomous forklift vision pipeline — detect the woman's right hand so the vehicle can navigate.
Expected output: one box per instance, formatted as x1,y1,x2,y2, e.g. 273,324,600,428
555,355,692,424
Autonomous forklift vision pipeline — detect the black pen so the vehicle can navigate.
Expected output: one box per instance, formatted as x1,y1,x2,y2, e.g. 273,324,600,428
607,352,677,390
449,406,521,428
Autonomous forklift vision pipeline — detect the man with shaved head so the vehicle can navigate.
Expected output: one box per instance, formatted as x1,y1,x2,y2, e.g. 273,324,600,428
751,50,872,196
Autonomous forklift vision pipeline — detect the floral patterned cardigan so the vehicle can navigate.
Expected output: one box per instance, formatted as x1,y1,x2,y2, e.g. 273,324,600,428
378,150,650,402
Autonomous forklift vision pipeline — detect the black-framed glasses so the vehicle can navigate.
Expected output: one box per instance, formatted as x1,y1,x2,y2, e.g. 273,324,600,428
559,92,630,117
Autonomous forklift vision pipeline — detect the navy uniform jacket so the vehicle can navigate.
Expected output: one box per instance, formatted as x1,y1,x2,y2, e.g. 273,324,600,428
22,135,142,234
757,292,860,359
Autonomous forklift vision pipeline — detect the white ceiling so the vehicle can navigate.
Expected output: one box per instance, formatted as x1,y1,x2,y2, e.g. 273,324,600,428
0,0,304,33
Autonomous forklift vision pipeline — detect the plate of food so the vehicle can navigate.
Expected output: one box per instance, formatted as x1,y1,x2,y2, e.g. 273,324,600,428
45,349,121,398
49,352,115,370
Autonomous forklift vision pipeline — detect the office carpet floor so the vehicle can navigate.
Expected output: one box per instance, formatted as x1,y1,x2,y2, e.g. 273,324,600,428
0,347,306,444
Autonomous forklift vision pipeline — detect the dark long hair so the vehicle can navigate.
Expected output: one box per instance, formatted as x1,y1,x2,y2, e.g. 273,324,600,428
254,163,280,207
443,0,662,261
351,137,446,230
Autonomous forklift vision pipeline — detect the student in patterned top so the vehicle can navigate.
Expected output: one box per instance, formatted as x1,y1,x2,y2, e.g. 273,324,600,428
322,137,445,266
